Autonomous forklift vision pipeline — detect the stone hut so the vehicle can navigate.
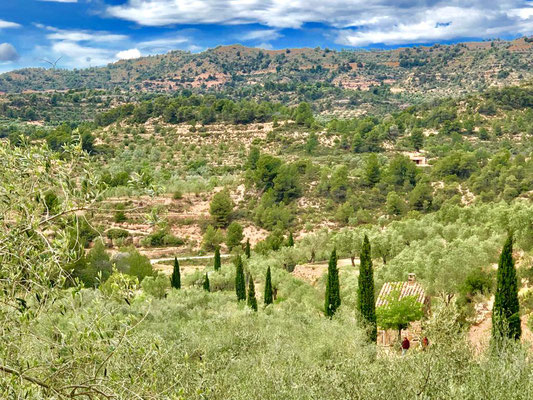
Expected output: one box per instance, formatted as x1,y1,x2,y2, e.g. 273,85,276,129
376,273,430,346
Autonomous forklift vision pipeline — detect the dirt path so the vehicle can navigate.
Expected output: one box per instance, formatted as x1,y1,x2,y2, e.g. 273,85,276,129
292,258,359,285
150,254,232,265
469,314,533,353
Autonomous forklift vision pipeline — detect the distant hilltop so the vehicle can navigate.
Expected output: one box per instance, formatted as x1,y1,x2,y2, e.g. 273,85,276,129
1,37,532,98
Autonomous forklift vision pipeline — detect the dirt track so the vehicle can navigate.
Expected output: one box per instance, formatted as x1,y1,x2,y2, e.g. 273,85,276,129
292,258,359,285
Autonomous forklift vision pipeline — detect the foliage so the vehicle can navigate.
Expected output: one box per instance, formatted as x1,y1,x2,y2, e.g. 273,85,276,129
99,269,139,301
76,239,113,287
235,257,246,301
357,235,377,342
324,249,341,317
203,272,211,292
264,266,273,305
287,232,294,247
226,221,244,250
171,257,181,289
214,247,222,271
113,248,154,281
376,290,424,339
210,189,234,227
492,234,521,341
203,225,225,251
247,275,258,311
0,139,101,302
245,239,251,258
142,274,170,299
142,228,184,247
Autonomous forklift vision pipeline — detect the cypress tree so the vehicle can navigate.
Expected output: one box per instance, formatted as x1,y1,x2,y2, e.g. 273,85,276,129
325,249,340,317
357,235,377,342
264,266,273,305
203,272,210,292
171,257,181,289
214,247,221,271
245,239,251,258
492,234,521,341
247,274,258,311
235,256,246,301
287,232,294,247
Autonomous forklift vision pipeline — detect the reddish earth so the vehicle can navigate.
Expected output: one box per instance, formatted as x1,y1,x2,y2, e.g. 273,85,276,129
468,314,533,354
292,258,357,285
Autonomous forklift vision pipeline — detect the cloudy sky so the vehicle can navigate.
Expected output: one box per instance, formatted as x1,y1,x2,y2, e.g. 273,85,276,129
0,0,532,72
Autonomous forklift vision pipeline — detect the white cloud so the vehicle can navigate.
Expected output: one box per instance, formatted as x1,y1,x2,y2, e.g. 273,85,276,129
256,42,274,50
39,0,78,3
241,29,281,42
106,0,533,46
39,26,128,43
186,44,203,53
116,48,141,59
336,5,533,46
0,19,21,29
0,43,19,62
137,36,188,52
50,41,116,67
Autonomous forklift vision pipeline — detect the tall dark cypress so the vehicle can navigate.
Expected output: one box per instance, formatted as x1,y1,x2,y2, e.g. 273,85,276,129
264,266,273,305
214,247,221,271
245,239,251,258
171,257,181,289
325,249,340,317
287,232,294,247
492,234,521,341
235,256,246,301
247,274,258,311
357,235,377,342
203,272,210,292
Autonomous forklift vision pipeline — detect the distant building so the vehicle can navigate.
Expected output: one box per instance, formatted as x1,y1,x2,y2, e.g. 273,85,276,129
408,154,428,167
376,273,430,346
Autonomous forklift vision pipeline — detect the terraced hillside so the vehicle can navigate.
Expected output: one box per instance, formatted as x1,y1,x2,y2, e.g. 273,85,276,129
1,38,533,104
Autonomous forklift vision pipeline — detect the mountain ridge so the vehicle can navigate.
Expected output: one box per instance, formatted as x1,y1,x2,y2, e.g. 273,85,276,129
1,37,532,97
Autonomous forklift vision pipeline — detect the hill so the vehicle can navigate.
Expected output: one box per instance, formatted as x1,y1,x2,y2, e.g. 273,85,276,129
1,38,533,107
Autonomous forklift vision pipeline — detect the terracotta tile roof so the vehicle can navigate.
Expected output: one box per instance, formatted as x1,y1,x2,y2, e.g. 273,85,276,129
376,281,427,307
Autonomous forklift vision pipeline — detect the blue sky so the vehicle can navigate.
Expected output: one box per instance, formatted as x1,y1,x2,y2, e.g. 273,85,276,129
0,0,532,72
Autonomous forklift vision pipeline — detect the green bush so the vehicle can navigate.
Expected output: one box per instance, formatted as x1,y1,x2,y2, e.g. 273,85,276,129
141,274,170,299
113,248,154,282
202,225,224,251
106,228,130,240
142,229,184,247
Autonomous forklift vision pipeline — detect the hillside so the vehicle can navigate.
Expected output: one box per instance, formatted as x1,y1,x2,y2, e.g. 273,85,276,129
1,38,533,106
2,38,533,398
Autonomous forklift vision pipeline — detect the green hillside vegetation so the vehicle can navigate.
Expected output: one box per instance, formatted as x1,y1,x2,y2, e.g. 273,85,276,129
1,41,533,397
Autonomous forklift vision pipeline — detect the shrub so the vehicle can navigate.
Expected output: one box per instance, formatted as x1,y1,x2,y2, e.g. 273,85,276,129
226,222,244,250
209,189,234,227
114,210,127,223
106,228,130,240
203,225,225,251
113,248,154,282
142,229,184,247
141,274,170,299
99,270,139,301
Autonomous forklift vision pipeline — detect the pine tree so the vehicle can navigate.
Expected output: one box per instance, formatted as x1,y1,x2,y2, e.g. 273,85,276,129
245,238,251,258
357,235,377,342
214,247,221,271
264,266,273,305
324,249,341,317
203,272,210,292
171,257,181,289
235,256,246,301
247,274,258,311
287,232,294,247
492,234,521,341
